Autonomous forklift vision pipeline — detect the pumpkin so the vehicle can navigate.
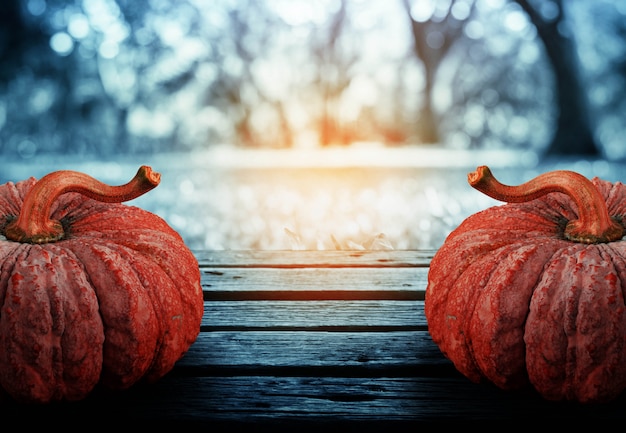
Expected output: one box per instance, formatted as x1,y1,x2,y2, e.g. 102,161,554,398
0,166,203,403
426,165,626,403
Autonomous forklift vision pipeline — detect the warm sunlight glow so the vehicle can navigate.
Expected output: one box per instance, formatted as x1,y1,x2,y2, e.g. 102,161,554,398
6,0,623,253
147,144,538,251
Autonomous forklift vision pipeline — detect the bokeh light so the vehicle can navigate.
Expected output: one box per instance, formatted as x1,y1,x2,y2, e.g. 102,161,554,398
1,0,625,250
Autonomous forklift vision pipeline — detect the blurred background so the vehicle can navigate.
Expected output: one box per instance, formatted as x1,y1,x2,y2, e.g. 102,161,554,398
1,0,625,250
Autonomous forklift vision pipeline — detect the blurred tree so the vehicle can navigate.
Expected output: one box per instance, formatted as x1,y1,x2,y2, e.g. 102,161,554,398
514,0,599,156
103,0,210,153
1,0,624,157
568,0,626,159
0,0,157,156
438,1,555,152
205,0,294,148
0,0,85,155
309,0,358,146
401,0,476,145
0,1,47,83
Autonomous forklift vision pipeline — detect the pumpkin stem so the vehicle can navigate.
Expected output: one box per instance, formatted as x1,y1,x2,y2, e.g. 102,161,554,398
468,165,624,244
4,166,160,244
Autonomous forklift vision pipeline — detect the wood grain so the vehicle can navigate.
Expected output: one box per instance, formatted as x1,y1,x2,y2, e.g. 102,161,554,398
4,249,624,427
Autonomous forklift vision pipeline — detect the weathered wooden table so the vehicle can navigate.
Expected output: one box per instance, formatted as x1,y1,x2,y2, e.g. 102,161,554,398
4,250,626,428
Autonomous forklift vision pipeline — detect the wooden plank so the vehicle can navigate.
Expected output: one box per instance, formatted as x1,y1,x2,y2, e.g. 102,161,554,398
121,375,626,422
202,300,427,328
118,376,481,421
194,249,436,268
7,248,626,425
202,267,426,300
179,331,446,370
7,375,625,423
202,267,427,291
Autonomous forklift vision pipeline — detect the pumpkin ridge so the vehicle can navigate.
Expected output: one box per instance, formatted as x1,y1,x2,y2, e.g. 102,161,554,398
569,246,626,402
65,221,202,353
0,245,104,402
0,178,36,217
104,242,189,382
0,245,33,401
604,242,626,279
463,247,520,379
467,242,561,390
104,235,203,343
40,244,105,401
73,222,182,241
430,242,527,382
63,235,201,386
64,241,160,390
593,178,623,216
103,244,170,380
523,244,626,402
426,227,550,346
592,243,626,396
595,245,626,363
0,183,19,216
68,204,182,242
446,205,558,238
0,243,30,310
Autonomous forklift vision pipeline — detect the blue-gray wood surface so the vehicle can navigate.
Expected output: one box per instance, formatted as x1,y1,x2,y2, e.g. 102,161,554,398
4,250,626,429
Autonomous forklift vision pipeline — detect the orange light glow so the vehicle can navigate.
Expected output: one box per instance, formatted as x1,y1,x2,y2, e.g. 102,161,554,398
151,144,534,251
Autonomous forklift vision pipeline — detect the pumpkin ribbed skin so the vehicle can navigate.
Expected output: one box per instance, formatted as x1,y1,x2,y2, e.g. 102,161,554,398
0,177,204,403
426,177,626,403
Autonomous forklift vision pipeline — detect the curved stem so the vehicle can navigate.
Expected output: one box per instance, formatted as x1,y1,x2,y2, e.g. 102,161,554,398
4,166,160,244
468,165,623,244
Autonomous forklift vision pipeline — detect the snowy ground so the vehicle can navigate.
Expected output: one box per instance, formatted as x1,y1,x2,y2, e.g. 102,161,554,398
2,145,625,251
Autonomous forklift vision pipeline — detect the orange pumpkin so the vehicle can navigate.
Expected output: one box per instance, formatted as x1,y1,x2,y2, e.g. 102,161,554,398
0,166,203,403
426,166,626,403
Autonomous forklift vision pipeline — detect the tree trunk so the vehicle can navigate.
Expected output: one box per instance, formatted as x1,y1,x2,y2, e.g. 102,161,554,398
516,0,598,156
542,25,597,155
416,73,440,144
